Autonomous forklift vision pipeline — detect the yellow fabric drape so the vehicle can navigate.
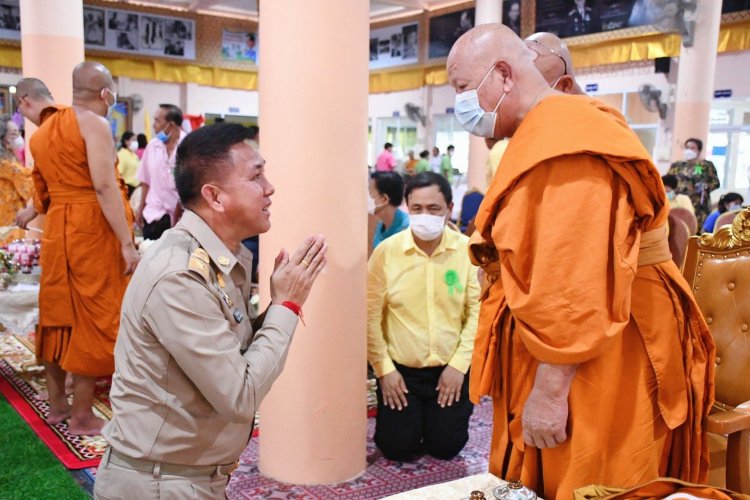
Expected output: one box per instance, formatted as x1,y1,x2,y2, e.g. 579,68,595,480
0,21,747,93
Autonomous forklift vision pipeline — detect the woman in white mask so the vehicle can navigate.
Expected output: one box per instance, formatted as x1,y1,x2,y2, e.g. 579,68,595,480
116,130,141,198
666,137,720,230
369,171,410,251
0,115,33,243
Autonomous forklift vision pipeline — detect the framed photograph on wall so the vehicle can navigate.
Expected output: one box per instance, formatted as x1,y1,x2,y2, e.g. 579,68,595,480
428,8,474,59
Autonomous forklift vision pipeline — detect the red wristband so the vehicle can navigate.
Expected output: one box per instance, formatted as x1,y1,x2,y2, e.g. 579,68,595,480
281,301,305,326
281,301,302,316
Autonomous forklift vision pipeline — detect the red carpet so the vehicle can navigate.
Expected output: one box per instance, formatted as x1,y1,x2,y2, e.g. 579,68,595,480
0,333,110,469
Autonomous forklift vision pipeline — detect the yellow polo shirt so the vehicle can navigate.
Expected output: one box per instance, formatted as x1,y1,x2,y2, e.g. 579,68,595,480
367,227,480,378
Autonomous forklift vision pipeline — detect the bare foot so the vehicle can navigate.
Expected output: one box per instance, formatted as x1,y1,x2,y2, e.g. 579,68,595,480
68,414,106,436
64,373,74,395
46,405,71,425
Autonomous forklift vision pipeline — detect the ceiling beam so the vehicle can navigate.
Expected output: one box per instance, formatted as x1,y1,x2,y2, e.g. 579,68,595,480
372,0,428,11
188,0,220,11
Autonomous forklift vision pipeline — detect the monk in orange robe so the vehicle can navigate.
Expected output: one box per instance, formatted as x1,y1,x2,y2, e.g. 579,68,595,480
447,25,715,500
20,64,139,435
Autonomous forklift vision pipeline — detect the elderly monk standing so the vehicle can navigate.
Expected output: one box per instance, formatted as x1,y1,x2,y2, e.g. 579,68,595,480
447,25,714,499
26,63,138,435
525,32,585,95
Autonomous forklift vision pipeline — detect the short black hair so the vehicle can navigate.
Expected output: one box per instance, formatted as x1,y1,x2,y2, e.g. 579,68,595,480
248,125,259,141
447,145,454,152
384,142,392,149
120,131,135,149
371,171,404,207
137,133,148,149
419,150,429,159
718,192,744,213
685,137,703,153
662,174,678,190
175,123,252,208
405,172,452,205
159,103,183,126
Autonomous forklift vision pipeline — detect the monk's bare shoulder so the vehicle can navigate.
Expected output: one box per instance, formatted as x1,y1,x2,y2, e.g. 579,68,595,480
74,108,110,136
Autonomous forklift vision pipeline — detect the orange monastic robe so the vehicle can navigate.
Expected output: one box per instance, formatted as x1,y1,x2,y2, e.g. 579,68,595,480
469,95,715,500
31,106,133,377
0,155,33,244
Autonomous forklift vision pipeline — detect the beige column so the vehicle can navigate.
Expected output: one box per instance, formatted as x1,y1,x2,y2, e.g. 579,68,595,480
466,0,503,192
19,0,84,232
257,0,369,485
20,0,83,106
670,1,721,161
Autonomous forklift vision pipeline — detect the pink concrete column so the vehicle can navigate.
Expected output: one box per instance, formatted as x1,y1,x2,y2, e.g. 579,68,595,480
670,1,721,161
466,0,503,192
257,0,369,485
19,0,83,232
20,0,83,106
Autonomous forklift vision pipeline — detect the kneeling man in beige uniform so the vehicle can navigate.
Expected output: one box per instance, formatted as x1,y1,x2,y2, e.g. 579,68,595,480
95,123,327,499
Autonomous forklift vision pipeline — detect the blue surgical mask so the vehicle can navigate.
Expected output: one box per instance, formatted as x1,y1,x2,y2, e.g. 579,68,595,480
454,65,507,138
156,131,169,143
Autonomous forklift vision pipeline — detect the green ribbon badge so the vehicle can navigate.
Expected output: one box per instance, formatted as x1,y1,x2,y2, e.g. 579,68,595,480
694,163,704,175
444,270,463,296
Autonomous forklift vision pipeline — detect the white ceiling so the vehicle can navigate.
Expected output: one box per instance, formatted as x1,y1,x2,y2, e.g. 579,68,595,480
112,0,467,22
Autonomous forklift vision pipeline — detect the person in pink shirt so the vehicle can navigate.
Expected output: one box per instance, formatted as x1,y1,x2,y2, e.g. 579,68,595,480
135,104,186,240
375,142,397,172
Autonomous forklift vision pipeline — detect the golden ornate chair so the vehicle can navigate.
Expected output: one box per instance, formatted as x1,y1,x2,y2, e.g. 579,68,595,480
682,207,750,493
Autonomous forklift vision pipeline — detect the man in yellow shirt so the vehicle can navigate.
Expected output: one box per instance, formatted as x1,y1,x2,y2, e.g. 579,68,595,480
367,172,480,461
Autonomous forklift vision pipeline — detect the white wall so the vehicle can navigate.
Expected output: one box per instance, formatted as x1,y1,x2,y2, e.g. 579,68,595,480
117,78,182,135
713,51,750,98
116,78,258,135
185,83,258,118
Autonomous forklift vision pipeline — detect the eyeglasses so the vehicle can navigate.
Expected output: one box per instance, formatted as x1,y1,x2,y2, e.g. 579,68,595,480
525,39,568,76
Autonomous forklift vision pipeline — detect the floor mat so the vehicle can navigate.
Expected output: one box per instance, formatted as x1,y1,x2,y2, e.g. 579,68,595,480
0,333,109,469
225,398,492,499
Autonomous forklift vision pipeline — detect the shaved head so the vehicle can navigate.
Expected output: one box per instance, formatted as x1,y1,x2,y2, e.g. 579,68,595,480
73,61,115,98
16,78,52,101
525,32,585,95
71,61,117,117
447,24,553,140
15,77,55,126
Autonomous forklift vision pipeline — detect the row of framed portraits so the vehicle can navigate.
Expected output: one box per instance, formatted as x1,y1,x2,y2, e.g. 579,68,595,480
372,0,750,71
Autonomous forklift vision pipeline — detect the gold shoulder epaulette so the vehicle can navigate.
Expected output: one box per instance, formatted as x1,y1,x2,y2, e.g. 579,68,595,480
188,247,210,282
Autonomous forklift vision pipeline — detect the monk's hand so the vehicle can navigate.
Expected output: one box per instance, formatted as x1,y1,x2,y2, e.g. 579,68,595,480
379,370,409,411
436,365,464,408
120,241,140,274
521,362,577,449
270,234,327,307
14,205,38,229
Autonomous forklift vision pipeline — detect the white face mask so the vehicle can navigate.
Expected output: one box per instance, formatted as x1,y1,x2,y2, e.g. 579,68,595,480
410,213,446,241
102,88,117,116
454,65,507,138
128,140,139,152
10,136,24,151
683,148,698,161
367,194,376,215
727,202,741,212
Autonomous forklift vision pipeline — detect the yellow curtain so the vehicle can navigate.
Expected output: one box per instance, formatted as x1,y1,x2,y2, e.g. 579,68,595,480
0,20,747,93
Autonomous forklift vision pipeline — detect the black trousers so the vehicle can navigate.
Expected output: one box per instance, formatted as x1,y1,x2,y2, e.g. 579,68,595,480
143,214,171,241
374,363,473,461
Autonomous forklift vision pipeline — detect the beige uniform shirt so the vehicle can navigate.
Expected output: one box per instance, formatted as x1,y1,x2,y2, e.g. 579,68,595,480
103,210,298,466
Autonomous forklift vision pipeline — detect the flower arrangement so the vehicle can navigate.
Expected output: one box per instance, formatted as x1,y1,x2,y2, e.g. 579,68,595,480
0,248,18,289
